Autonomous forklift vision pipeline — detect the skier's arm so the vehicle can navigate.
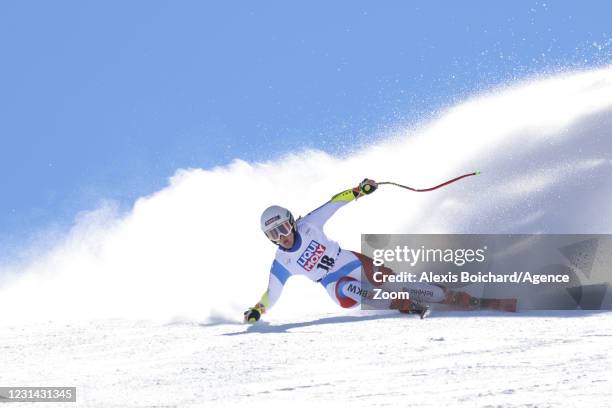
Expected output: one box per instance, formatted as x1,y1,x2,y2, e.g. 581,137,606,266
303,178,378,228
244,260,290,323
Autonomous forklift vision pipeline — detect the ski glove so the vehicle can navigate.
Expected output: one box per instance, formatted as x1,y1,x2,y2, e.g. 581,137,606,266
244,307,262,323
359,178,378,195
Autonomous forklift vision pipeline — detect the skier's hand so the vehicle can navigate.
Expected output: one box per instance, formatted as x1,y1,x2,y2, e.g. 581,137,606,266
359,178,378,195
243,307,262,324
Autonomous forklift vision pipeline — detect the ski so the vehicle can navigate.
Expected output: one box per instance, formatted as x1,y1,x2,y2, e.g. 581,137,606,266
479,298,517,312
443,290,518,312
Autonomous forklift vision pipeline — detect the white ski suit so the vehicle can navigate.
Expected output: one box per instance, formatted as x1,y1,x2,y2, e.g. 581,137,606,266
254,187,446,314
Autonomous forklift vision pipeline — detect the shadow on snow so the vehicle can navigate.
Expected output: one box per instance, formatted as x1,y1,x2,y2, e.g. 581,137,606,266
221,309,610,335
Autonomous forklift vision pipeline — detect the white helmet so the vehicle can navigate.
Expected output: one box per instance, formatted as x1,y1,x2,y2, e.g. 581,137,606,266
260,205,295,242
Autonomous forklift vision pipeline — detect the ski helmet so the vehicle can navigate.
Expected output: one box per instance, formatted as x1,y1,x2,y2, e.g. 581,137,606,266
260,205,295,242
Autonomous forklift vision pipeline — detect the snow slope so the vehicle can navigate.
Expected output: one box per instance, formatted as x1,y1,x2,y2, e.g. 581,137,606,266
2,311,611,407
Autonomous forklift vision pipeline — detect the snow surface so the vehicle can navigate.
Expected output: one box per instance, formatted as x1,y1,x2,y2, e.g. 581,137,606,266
1,67,612,406
2,311,612,407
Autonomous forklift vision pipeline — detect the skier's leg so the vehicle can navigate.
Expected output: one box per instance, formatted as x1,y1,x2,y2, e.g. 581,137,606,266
320,250,369,309
351,251,447,300
350,251,446,308
352,251,516,311
439,287,479,308
349,251,396,286
438,287,517,311
321,250,423,312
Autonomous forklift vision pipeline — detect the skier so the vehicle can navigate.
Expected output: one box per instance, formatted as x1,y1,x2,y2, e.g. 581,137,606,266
244,178,515,323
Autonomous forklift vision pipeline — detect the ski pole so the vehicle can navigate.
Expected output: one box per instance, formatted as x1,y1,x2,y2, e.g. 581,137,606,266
378,171,480,192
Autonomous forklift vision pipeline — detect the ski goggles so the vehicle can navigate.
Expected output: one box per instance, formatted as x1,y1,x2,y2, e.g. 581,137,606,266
264,220,294,242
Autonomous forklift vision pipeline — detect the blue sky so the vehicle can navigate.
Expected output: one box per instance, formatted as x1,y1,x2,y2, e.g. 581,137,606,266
1,1,611,254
